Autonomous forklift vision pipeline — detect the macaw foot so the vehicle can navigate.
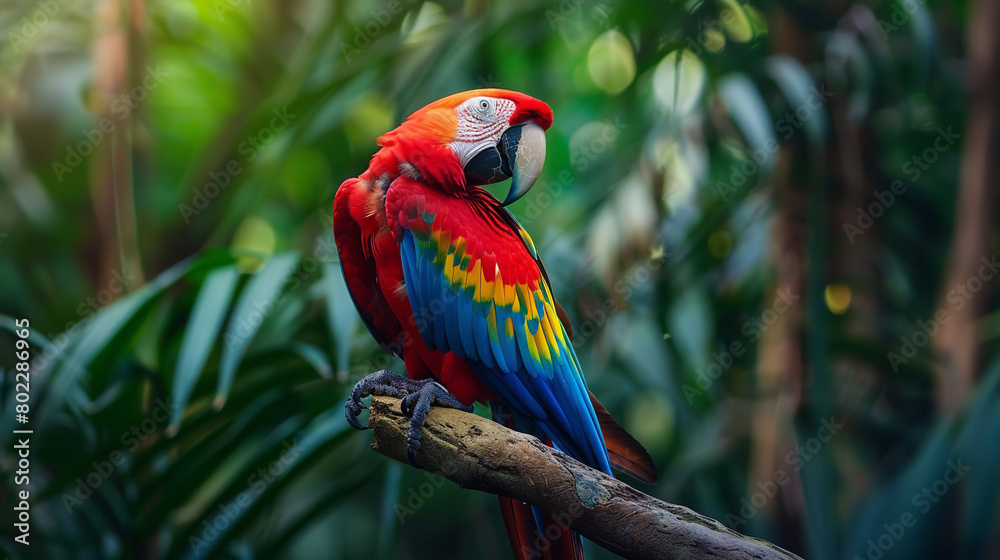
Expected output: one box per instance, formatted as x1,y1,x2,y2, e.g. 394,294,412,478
345,370,474,468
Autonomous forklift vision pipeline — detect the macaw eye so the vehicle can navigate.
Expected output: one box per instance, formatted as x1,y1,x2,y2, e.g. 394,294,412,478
475,98,492,115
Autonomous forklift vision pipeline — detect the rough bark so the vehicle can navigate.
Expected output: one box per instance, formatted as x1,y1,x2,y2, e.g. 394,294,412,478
367,396,804,560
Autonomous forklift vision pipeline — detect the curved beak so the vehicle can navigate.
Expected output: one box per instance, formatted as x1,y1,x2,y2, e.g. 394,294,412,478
462,122,547,206
499,122,546,206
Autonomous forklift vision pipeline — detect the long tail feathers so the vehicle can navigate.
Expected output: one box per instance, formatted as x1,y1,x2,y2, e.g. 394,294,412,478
499,496,583,560
588,390,659,484
493,403,584,560
492,389,658,560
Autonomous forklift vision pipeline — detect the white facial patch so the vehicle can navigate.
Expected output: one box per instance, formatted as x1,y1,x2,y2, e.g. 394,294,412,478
449,97,517,167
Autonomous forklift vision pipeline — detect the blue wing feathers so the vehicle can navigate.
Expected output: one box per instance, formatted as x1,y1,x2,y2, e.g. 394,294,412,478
495,303,521,372
393,191,612,475
472,306,497,370
476,363,548,420
427,262,450,353
457,294,478,361
400,234,432,348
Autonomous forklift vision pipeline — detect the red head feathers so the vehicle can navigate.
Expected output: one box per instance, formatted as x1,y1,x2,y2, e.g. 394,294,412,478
364,89,553,204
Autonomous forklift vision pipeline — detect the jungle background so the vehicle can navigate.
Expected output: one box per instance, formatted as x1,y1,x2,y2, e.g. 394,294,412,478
1,0,999,558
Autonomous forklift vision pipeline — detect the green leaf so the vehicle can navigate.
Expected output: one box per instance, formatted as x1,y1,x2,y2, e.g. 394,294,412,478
173,408,352,560
666,285,712,369
323,261,360,381
215,252,300,408
288,341,334,379
170,265,241,434
766,55,828,147
41,255,197,426
824,31,874,120
257,465,377,557
843,423,951,559
956,360,1000,558
901,0,937,81
718,73,777,172
376,462,404,560
616,314,677,400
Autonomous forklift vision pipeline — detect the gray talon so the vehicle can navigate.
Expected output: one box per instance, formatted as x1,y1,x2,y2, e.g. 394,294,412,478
345,373,473,468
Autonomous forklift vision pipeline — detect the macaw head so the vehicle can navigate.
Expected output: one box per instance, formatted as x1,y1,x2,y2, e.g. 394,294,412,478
375,89,553,206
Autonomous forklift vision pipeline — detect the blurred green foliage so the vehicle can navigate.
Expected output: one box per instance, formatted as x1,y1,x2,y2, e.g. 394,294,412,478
0,0,998,559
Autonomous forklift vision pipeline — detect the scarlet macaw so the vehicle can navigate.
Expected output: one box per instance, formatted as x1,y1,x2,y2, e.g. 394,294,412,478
335,89,656,559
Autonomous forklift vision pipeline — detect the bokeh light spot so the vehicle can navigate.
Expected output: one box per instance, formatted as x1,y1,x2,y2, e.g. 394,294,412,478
825,283,852,314
587,30,636,95
346,93,396,152
403,2,447,43
705,29,726,53
720,0,753,42
652,49,705,116
708,231,733,258
232,216,276,272
626,394,674,457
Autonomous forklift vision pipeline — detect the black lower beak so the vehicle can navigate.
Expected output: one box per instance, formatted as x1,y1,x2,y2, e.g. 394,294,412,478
462,123,546,206
464,144,509,186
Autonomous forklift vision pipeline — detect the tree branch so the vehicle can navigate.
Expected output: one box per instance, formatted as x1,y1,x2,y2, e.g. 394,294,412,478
367,396,803,560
